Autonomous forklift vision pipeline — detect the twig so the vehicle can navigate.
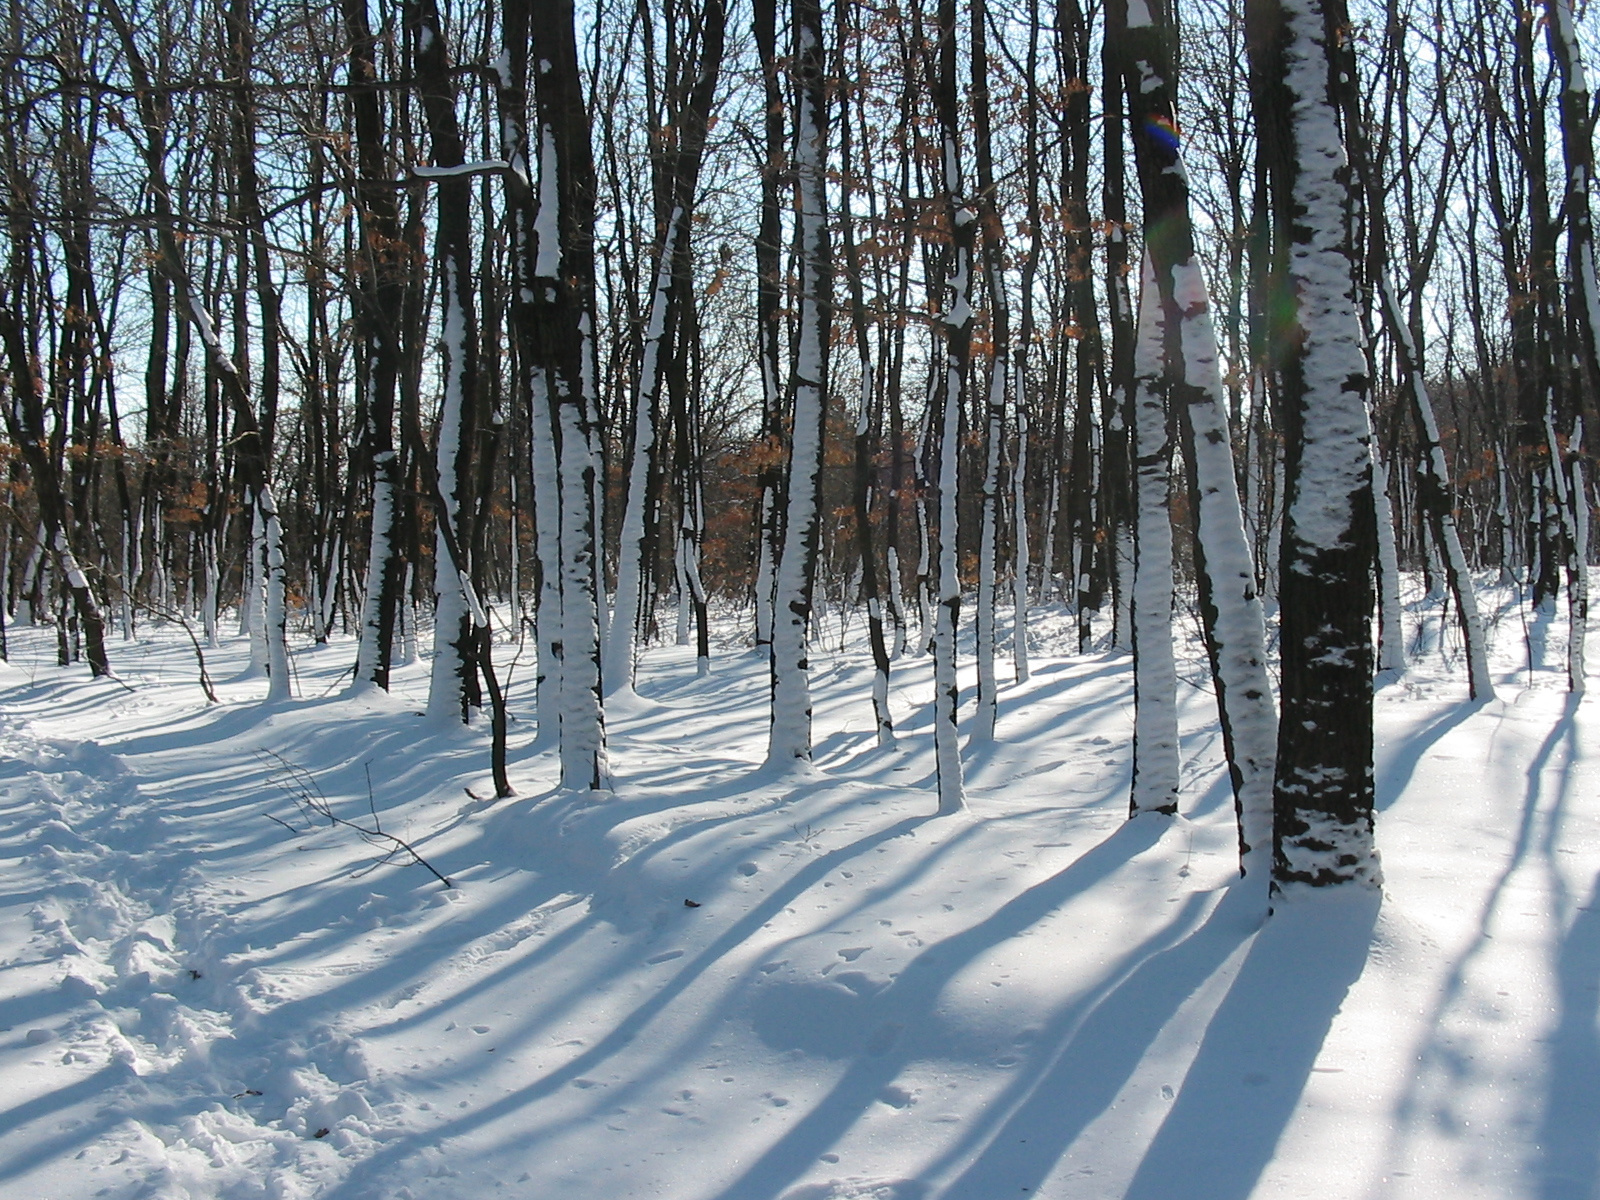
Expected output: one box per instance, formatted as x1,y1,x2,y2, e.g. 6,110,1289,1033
258,750,453,888
117,585,219,702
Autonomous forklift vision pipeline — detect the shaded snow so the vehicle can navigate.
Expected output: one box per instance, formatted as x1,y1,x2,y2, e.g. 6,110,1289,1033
0,582,1596,1198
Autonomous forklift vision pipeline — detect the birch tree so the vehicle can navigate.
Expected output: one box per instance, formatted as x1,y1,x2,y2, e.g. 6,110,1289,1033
926,0,969,813
608,1,726,695
1114,0,1277,873
766,0,832,767
528,0,610,791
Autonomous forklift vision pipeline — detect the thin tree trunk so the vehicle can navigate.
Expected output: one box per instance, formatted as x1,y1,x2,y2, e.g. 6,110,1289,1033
927,0,969,814
970,0,1008,744
766,0,832,767
1130,255,1180,816
1116,0,1278,874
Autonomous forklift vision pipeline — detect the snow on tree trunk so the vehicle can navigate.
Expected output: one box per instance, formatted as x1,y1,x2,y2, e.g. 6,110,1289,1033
970,0,1008,744
411,0,482,727
527,0,609,791
1568,428,1589,694
345,0,407,693
930,352,967,813
201,533,220,648
752,0,785,654
259,492,291,701
240,508,263,665
928,0,969,815
500,2,564,744
1544,0,1600,397
418,303,475,722
1542,0,1595,696
972,352,1005,745
1370,436,1406,675
0,305,111,678
1353,216,1491,693
173,285,286,692
1165,194,1279,869
555,370,609,790
1249,0,1381,891
1546,413,1589,694
765,0,831,768
1130,256,1180,816
529,345,565,740
608,226,680,694
1011,386,1032,684
1117,0,1277,874
353,449,401,691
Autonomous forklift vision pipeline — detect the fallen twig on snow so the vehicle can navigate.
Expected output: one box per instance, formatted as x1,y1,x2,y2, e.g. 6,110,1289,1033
257,750,453,889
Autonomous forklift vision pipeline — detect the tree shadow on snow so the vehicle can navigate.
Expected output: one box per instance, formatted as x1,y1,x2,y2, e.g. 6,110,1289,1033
1537,867,1600,1200
692,814,1183,1200
1375,697,1491,812
1118,887,1381,1200
1371,695,1582,1193
928,880,1266,1199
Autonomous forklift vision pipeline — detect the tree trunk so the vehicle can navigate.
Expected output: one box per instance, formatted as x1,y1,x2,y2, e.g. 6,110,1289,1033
1248,0,1381,891
1130,255,1181,816
766,0,832,767
526,0,610,791
1115,0,1278,874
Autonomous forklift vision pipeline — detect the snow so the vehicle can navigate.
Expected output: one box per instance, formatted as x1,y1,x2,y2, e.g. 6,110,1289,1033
409,161,510,180
1,587,1598,1199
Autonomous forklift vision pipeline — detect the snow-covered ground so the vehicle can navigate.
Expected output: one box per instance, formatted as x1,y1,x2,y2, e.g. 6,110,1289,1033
0,585,1595,1200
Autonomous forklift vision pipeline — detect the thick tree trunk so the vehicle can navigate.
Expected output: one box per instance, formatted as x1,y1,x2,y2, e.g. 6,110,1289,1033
1248,0,1381,891
526,0,609,791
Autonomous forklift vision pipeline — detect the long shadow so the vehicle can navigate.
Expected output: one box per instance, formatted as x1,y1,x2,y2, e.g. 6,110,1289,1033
509,815,1017,1138
0,1066,129,1184
330,807,949,1197
1375,698,1490,811
368,784,922,1055
1120,889,1380,1200
695,815,1174,1200
1369,696,1578,1190
1537,868,1600,1200
932,883,1265,1199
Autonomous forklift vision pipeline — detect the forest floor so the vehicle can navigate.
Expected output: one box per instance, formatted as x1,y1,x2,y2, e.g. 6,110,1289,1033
0,582,1596,1200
